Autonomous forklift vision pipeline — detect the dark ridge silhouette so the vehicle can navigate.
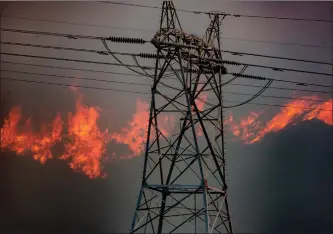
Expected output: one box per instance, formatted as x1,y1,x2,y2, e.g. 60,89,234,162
0,144,142,233
0,118,332,233
260,120,333,233
227,119,333,233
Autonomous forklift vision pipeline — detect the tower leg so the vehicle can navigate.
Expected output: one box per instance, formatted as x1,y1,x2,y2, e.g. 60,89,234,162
130,2,233,233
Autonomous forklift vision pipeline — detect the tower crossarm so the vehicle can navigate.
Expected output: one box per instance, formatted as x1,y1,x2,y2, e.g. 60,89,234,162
152,28,227,74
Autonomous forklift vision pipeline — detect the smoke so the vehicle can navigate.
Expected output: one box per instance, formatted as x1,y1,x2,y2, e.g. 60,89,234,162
0,1,332,232
226,120,333,233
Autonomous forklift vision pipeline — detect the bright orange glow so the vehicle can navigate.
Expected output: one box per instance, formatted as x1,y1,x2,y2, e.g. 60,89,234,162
60,95,109,179
226,97,332,144
109,98,175,158
302,98,332,125
225,111,262,142
195,86,207,136
1,94,331,178
0,107,63,164
109,98,149,157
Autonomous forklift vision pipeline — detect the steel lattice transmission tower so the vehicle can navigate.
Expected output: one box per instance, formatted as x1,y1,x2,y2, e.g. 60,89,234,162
131,1,232,233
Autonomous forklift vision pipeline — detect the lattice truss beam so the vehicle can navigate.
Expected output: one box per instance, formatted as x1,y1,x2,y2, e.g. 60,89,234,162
131,2,232,233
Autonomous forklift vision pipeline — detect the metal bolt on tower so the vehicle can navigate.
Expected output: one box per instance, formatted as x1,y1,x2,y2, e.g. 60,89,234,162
131,1,232,233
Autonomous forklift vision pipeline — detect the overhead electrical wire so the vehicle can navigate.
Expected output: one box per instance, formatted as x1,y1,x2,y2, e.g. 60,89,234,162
220,65,248,87
220,49,333,66
1,76,331,112
222,91,329,103
1,15,149,32
0,60,175,80
2,52,331,89
1,27,331,109
1,61,150,78
2,39,332,78
100,38,179,92
101,38,151,77
219,36,332,49
0,4,331,138
0,76,150,94
198,78,274,108
2,60,330,95
222,80,273,108
0,28,148,43
153,41,333,76
2,69,328,103
100,1,333,23
1,40,143,57
2,28,332,64
2,21,332,49
0,52,150,69
1,69,151,87
224,101,332,111
226,83,331,94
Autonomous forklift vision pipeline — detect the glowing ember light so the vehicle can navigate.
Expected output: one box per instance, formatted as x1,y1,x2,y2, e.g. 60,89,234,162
225,111,262,143
30,113,63,164
1,94,331,178
226,97,332,144
1,107,23,151
60,95,109,179
0,107,63,163
109,98,175,158
195,86,207,136
302,99,332,125
110,98,150,157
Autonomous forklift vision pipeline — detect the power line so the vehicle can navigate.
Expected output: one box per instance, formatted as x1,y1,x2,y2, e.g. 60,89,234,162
2,69,329,103
1,61,150,78
1,52,148,69
221,91,328,103
221,49,333,66
226,83,332,94
219,36,332,49
1,41,146,57
2,17,331,49
0,28,148,43
1,69,151,87
2,52,332,88
156,41,333,76
1,15,149,32
100,1,333,23
222,100,332,111
3,60,330,94
2,39,332,77
3,40,331,66
2,76,331,112
0,76,150,94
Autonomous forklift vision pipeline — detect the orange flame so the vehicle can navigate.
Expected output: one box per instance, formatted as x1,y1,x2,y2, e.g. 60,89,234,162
226,97,332,144
195,86,207,136
0,107,63,164
1,94,331,178
225,111,262,142
109,98,175,159
110,98,149,157
60,95,109,178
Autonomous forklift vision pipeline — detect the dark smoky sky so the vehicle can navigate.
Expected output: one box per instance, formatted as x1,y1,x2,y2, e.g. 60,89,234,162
0,1,332,233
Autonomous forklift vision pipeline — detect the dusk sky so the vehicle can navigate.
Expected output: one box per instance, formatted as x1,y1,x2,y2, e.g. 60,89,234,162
0,1,332,233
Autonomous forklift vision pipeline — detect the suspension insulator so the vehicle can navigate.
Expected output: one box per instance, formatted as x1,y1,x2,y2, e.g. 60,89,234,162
232,73,267,81
139,53,158,59
106,36,146,44
220,60,241,66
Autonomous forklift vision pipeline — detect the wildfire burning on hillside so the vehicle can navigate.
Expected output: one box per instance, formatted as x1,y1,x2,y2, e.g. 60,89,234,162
1,107,63,164
109,99,175,159
60,95,110,178
226,96,332,144
1,92,332,179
